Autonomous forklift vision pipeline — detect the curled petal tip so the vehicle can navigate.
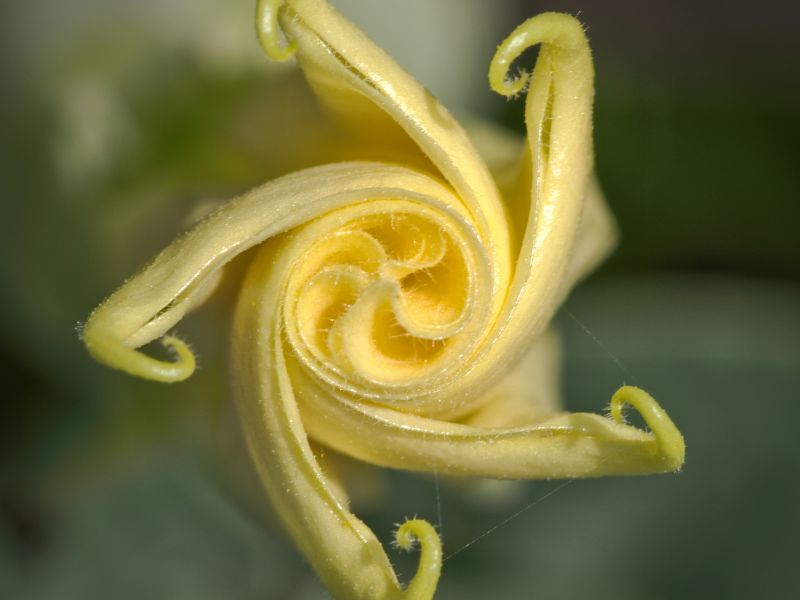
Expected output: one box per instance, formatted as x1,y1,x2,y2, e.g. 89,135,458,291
489,64,530,98
489,12,588,98
610,385,686,472
394,519,442,600
83,327,196,383
256,0,297,62
158,335,197,381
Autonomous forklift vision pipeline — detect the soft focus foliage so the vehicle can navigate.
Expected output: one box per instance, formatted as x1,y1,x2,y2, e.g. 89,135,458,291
1,1,798,599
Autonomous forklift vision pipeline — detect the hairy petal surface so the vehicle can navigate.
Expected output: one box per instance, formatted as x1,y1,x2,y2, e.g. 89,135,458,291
278,0,512,322
82,4,685,599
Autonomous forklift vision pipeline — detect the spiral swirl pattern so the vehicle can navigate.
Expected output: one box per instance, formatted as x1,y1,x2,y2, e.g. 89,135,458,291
282,192,488,404
82,3,685,599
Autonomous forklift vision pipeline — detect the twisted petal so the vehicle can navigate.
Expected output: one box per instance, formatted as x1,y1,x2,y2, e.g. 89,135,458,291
82,4,685,600
277,0,512,322
82,163,463,384
234,217,449,598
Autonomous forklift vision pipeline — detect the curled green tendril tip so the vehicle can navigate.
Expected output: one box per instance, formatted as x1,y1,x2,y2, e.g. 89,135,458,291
489,12,588,97
394,519,442,600
256,0,297,62
610,386,686,471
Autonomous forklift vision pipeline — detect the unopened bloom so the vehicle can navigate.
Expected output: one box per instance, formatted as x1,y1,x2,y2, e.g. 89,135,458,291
81,1,684,598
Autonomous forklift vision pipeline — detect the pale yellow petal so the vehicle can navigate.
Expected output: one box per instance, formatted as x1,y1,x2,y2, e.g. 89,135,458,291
277,0,512,320
460,329,563,428
465,117,617,295
561,175,618,290
82,162,470,383
487,13,597,355
234,229,441,600
296,370,684,478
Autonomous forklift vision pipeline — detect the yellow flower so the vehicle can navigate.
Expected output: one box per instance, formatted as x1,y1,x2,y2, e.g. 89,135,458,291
81,1,685,598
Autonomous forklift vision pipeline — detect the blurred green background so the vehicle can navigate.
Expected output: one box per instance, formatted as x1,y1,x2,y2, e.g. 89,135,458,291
1,1,798,598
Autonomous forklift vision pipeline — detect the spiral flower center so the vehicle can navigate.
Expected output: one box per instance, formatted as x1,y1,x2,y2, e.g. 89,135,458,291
283,199,488,404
